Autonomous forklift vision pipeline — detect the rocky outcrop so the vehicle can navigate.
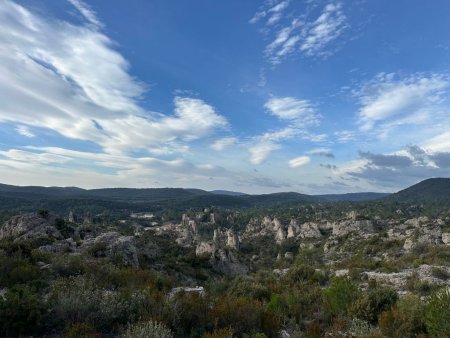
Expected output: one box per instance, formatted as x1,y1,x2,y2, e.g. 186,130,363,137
196,241,216,256
213,248,249,275
80,232,139,268
226,229,239,249
0,213,63,242
365,264,450,293
275,227,286,243
38,238,77,253
299,222,322,239
442,233,450,245
331,220,374,237
399,218,443,251
195,241,248,275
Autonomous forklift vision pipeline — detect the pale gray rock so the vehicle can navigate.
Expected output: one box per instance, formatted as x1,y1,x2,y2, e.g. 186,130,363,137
226,228,239,249
299,222,322,239
0,213,63,242
275,227,286,243
196,241,216,256
81,232,139,268
284,252,294,261
38,238,76,253
442,233,450,245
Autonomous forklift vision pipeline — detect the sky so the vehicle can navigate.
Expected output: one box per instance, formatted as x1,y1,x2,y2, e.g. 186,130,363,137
0,0,450,194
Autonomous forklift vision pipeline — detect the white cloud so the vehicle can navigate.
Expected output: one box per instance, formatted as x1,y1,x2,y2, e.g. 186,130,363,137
300,2,347,56
247,95,325,165
250,1,290,25
15,125,35,138
288,155,311,168
338,145,450,190
68,0,103,28
307,147,334,158
422,131,450,152
249,142,280,165
259,2,348,64
264,97,319,125
356,73,449,131
210,137,238,151
334,130,355,142
0,1,228,156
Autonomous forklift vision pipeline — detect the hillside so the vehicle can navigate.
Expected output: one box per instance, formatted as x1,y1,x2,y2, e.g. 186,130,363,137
318,192,390,201
387,178,450,202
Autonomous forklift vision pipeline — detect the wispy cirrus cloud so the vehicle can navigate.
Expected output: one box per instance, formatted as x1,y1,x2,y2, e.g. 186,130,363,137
68,0,104,28
248,96,325,165
0,0,228,157
300,3,347,57
288,155,310,168
307,147,334,158
355,73,450,132
15,125,35,138
252,1,348,64
264,96,320,126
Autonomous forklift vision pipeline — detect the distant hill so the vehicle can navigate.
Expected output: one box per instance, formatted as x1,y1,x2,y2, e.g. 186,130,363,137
387,178,450,202
318,192,390,202
0,184,210,202
209,190,247,196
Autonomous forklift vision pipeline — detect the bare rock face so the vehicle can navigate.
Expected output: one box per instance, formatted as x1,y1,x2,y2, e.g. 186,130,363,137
299,222,322,239
442,233,450,245
287,219,300,238
195,241,248,275
226,229,239,249
196,241,216,256
38,238,76,253
176,228,194,247
275,227,286,243
365,264,450,292
0,213,63,242
272,218,282,232
404,216,429,228
81,232,139,268
212,248,249,275
332,220,374,237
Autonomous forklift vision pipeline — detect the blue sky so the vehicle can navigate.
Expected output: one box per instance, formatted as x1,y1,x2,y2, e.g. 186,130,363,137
1,0,450,193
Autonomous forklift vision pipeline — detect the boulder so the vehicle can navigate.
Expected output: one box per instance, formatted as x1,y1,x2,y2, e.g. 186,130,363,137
0,213,63,242
81,232,139,268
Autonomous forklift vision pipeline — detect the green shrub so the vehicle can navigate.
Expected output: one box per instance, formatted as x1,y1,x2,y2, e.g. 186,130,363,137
121,320,172,338
378,294,426,338
350,286,398,324
0,285,46,336
425,289,450,338
324,277,360,317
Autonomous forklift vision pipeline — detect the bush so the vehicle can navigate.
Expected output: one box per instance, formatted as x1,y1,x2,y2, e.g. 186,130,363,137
379,294,426,338
425,289,450,338
324,277,359,318
121,320,172,338
209,296,280,337
0,285,46,336
350,286,398,324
